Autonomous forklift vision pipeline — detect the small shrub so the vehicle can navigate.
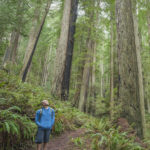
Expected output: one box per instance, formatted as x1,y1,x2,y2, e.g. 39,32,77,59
0,106,37,150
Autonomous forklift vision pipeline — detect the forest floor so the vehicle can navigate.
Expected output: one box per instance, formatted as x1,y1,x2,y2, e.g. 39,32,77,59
33,128,92,150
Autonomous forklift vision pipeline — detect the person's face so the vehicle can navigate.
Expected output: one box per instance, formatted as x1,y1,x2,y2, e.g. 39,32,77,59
42,102,48,107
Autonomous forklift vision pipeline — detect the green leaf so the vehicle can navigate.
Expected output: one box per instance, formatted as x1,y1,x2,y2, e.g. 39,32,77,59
4,121,10,133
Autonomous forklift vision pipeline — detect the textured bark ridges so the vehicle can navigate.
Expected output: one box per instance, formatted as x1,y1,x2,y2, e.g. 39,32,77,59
78,38,93,112
116,0,143,138
146,0,150,113
147,0,150,49
42,46,52,86
110,16,114,120
132,0,146,138
61,0,79,100
73,36,86,107
51,0,72,97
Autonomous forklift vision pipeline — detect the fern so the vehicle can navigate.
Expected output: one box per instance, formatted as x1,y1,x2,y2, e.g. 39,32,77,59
0,105,37,149
3,121,10,133
7,106,21,112
9,121,19,135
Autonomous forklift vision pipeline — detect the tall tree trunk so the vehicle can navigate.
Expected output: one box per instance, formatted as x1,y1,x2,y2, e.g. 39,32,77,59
73,36,85,107
147,9,150,49
61,0,79,100
100,63,104,98
78,1,95,112
20,2,41,81
147,96,150,113
85,42,95,114
110,17,114,120
22,3,41,66
78,37,93,112
72,63,84,107
146,1,150,113
89,0,101,115
90,42,96,115
132,0,146,138
147,13,150,112
51,0,71,97
116,0,143,138
86,72,92,114
20,0,52,82
11,32,20,64
3,31,19,67
42,46,52,86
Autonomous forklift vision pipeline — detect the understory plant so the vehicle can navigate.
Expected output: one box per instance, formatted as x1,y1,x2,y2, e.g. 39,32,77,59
0,103,37,150
84,118,146,150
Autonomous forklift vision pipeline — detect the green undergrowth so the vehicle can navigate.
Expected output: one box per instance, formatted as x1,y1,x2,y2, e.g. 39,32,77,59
0,70,149,150
83,118,149,150
0,70,89,150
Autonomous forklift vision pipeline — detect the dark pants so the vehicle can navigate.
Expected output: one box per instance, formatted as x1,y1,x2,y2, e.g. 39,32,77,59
35,128,51,143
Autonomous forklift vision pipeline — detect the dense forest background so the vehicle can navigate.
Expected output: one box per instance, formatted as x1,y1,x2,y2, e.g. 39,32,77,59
0,0,150,149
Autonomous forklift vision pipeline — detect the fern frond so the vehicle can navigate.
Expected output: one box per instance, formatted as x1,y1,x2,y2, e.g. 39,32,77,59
9,120,19,135
0,98,7,104
3,121,10,133
7,106,21,112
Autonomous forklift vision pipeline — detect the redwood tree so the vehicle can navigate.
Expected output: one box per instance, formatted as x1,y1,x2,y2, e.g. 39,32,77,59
61,0,79,100
116,0,144,138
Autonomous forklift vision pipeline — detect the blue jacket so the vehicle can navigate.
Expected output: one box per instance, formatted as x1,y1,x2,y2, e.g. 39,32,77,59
35,107,55,129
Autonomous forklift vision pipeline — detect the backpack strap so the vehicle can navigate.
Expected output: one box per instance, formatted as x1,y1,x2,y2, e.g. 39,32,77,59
50,108,54,119
39,109,42,121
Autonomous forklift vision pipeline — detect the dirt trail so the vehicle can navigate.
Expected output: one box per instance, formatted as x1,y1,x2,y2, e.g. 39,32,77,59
47,128,86,150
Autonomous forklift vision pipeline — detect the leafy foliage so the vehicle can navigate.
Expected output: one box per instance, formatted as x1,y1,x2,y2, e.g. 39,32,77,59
84,118,146,150
0,71,37,149
0,70,89,149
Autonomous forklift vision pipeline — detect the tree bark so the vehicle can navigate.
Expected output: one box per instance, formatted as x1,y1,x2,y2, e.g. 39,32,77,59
89,0,101,115
78,1,95,112
100,63,104,98
20,0,52,82
3,31,19,67
146,0,150,113
90,42,96,115
42,46,52,86
22,3,41,67
72,63,84,107
116,0,143,138
132,0,146,138
72,35,85,108
110,16,114,120
78,37,92,112
147,9,150,48
147,97,150,113
51,0,71,97
61,0,79,100
147,13,150,113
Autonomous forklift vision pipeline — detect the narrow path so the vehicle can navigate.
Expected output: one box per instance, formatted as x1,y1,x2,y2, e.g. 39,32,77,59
47,128,86,150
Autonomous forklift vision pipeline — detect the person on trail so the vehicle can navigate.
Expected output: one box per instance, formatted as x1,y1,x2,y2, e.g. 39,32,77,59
35,100,55,150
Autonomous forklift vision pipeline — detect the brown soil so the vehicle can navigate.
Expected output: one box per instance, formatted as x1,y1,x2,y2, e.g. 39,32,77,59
46,128,90,150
